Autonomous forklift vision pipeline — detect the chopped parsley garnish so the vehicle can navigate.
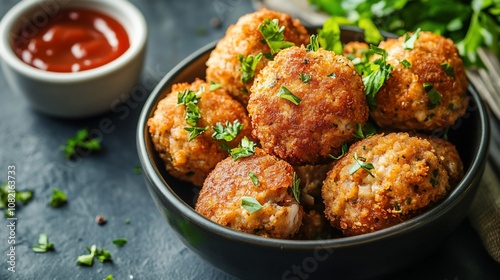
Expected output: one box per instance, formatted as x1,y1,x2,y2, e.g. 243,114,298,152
317,17,343,54
328,72,336,78
248,172,260,187
238,53,263,84
184,126,209,141
184,102,202,126
112,238,128,247
229,137,255,160
403,28,421,50
32,233,54,253
258,18,295,54
349,153,375,177
78,245,112,265
77,245,97,266
133,166,142,174
327,142,349,160
124,218,131,225
353,122,377,139
300,73,311,83
241,196,263,213
49,188,67,208
401,59,412,68
423,83,443,108
104,275,113,280
360,45,394,108
209,81,222,91
277,86,301,105
306,34,319,52
440,62,455,77
178,88,207,141
1,183,33,217
292,172,301,203
61,129,101,159
177,89,201,106
430,169,440,186
212,120,243,142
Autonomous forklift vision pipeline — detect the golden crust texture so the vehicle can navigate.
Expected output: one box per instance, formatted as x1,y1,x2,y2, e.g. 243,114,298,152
248,46,369,165
195,148,303,239
372,31,469,131
205,8,310,105
147,78,253,187
322,132,451,236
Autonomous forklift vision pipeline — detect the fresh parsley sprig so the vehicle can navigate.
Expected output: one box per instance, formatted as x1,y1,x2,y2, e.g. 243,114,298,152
349,153,375,177
212,120,244,142
359,45,394,109
229,137,256,160
241,196,263,213
49,188,67,208
259,18,295,54
277,86,301,105
238,53,263,84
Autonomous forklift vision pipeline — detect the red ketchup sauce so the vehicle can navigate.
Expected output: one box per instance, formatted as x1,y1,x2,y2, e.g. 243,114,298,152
12,8,130,72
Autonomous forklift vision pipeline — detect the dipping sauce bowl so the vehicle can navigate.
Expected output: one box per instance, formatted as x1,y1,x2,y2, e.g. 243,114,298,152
0,0,147,118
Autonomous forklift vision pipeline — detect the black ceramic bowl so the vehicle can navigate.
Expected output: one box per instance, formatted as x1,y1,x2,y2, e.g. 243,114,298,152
137,27,490,280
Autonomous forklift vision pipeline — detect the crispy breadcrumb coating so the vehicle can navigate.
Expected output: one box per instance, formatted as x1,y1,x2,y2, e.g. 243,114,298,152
148,79,252,187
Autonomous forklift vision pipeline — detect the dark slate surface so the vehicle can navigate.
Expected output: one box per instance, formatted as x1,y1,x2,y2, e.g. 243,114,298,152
0,0,499,279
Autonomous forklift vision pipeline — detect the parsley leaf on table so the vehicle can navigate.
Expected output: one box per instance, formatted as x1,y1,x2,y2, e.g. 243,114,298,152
61,129,101,159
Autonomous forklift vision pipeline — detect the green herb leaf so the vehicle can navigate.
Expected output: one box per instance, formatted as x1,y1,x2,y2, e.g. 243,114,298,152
423,83,443,108
177,89,200,106
212,120,244,142
306,34,319,52
185,102,202,126
353,122,377,139
300,73,311,83
124,218,131,225
49,188,67,208
112,238,127,247
60,129,101,159
361,45,394,108
327,142,349,160
104,275,113,280
241,196,263,213
318,17,343,54
133,166,142,174
259,18,295,54
292,172,301,203
32,233,54,253
184,126,209,141
277,86,301,105
401,59,412,68
248,172,260,186
403,28,421,50
229,137,256,160
209,81,222,91
430,169,440,186
95,248,112,263
349,153,375,177
238,53,263,84
77,245,96,266
440,62,455,77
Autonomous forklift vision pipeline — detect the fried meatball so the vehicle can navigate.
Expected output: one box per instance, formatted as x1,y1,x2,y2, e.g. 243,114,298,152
248,46,369,165
322,132,450,236
195,148,303,239
206,8,310,105
148,79,252,187
371,31,469,131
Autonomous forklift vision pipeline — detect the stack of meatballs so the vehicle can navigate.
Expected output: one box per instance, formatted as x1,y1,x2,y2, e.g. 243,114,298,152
148,8,468,239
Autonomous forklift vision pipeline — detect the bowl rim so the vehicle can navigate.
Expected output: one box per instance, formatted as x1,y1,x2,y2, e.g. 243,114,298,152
0,0,147,83
137,26,491,249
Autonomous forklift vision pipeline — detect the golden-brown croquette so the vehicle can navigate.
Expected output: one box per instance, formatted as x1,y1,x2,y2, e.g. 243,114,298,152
206,8,310,105
322,132,451,236
195,148,303,239
148,79,252,187
372,31,469,131
248,46,369,165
